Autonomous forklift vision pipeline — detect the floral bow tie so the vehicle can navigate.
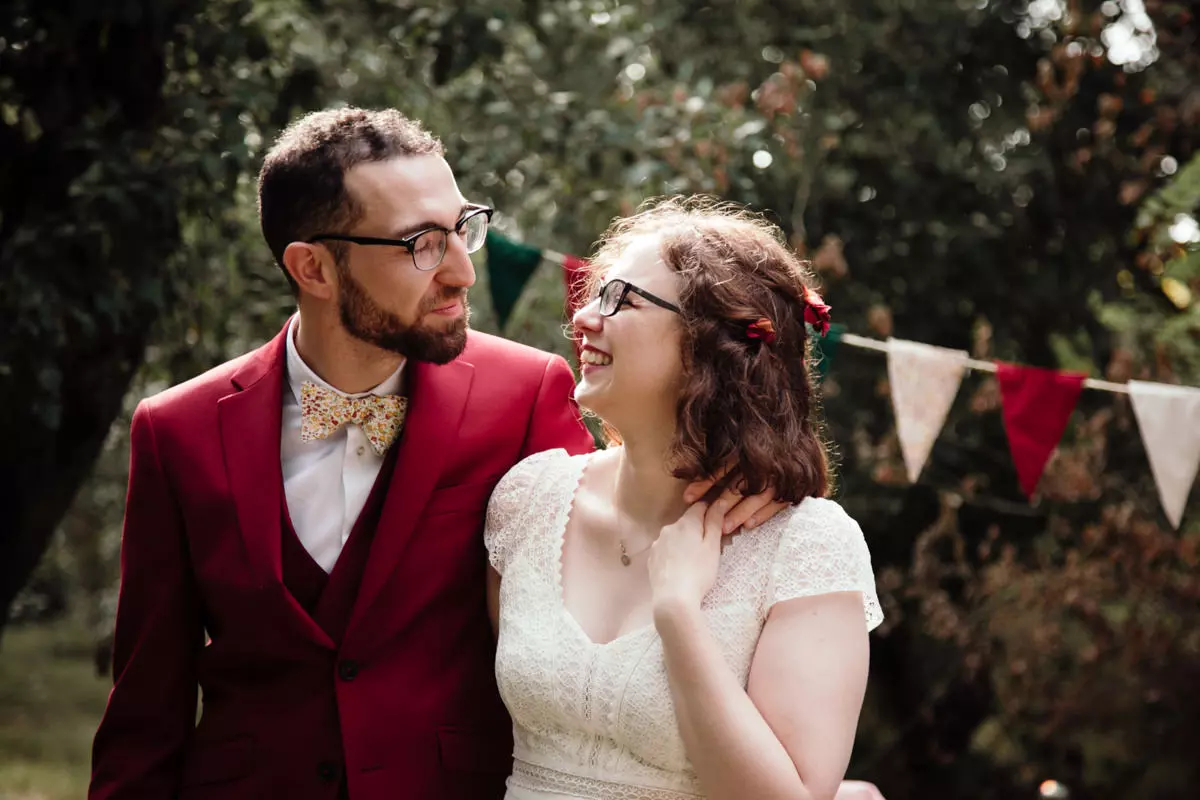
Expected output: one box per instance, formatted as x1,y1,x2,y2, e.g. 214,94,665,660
299,382,408,455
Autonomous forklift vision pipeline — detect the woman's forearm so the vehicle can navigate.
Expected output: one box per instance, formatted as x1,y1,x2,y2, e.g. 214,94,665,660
655,598,811,800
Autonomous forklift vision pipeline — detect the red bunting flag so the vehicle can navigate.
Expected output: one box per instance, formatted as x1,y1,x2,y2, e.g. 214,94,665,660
563,253,590,317
562,253,590,359
996,362,1086,498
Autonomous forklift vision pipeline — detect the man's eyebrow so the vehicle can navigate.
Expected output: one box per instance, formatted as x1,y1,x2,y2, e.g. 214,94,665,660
391,203,472,239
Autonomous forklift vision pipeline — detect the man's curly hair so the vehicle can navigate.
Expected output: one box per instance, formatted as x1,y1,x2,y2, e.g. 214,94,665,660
583,196,832,503
257,107,443,292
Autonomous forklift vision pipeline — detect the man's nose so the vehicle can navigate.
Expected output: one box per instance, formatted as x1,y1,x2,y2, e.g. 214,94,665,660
437,235,477,287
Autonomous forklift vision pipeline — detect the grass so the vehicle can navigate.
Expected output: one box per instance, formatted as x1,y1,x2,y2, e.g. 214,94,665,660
0,620,110,800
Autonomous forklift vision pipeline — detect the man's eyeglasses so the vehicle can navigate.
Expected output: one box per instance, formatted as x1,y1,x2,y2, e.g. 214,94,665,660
594,278,682,317
308,204,493,271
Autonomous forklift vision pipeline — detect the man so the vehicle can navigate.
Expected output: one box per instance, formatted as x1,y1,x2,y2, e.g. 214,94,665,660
90,107,602,800
89,106,879,800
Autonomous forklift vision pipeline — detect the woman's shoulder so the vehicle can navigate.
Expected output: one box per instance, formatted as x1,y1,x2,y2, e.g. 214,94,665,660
767,495,883,631
773,495,860,535
489,448,580,513
506,447,578,481
485,448,587,573
482,448,585,546
770,495,874,569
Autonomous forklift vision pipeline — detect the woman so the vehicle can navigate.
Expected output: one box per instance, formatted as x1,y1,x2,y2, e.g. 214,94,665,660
484,197,883,800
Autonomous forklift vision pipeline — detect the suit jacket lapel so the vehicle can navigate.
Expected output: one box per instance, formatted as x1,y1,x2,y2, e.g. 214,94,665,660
218,321,335,649
348,356,474,634
219,328,287,589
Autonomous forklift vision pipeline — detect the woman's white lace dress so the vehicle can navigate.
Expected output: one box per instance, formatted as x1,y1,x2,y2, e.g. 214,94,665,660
484,449,883,800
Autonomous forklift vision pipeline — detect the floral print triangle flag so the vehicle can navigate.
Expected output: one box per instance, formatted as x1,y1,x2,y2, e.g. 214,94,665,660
886,338,968,483
1128,380,1200,529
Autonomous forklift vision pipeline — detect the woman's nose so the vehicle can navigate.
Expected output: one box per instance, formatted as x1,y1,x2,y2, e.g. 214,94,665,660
572,296,605,333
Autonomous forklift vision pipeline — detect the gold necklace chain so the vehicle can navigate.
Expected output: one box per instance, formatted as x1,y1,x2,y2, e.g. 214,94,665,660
618,538,654,567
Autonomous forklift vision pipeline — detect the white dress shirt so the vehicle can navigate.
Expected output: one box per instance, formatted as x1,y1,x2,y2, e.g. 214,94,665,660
281,316,405,573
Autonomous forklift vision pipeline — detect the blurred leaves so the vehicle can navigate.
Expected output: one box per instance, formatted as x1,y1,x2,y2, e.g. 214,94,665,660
0,0,321,636
4,0,1200,797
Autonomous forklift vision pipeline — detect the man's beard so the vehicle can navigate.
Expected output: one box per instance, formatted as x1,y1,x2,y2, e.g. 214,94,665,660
336,266,470,365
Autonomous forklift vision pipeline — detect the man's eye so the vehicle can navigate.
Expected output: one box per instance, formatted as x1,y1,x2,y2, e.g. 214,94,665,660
414,235,440,253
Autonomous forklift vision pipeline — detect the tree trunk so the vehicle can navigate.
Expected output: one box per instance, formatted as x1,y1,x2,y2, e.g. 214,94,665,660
0,331,149,644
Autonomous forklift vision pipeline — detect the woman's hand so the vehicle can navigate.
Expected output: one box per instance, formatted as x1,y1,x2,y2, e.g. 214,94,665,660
834,780,887,800
648,500,725,616
684,471,788,534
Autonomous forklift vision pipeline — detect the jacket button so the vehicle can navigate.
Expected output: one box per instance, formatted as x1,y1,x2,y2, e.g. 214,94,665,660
317,760,339,782
338,659,359,681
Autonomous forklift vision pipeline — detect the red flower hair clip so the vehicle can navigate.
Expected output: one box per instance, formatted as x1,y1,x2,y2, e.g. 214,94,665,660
746,317,777,344
803,288,832,336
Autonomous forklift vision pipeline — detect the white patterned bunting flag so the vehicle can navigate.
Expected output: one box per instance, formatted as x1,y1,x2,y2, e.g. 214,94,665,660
887,338,969,483
1128,380,1200,529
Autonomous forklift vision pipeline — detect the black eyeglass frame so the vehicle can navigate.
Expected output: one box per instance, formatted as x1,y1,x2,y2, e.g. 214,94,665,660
307,204,494,271
596,278,682,317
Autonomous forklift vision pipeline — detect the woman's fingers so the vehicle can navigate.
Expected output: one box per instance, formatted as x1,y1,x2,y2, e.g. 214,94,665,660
682,477,714,504
682,462,733,503
703,496,731,540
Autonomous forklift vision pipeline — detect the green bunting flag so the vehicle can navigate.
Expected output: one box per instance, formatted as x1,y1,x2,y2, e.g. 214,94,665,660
815,323,845,378
485,231,543,328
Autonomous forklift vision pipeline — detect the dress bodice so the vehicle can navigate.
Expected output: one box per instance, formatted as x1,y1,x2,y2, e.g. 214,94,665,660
484,449,883,800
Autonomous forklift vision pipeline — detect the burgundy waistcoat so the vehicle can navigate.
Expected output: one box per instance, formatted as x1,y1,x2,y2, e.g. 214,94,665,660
279,448,400,798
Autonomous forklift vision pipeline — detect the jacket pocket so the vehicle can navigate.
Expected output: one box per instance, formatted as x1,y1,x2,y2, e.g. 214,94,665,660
437,726,513,774
181,735,256,788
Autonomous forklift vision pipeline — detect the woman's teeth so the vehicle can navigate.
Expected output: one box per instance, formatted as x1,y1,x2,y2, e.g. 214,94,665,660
582,350,612,366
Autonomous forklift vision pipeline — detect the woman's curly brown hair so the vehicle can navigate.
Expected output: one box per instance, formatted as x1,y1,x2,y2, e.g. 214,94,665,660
584,196,832,503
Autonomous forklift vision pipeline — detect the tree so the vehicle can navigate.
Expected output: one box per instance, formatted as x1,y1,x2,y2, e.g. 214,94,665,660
0,0,318,636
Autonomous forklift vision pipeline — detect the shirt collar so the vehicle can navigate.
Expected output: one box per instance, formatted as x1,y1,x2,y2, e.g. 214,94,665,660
285,314,405,404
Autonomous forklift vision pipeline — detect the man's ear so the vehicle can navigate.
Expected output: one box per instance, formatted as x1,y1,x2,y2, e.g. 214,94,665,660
283,242,337,301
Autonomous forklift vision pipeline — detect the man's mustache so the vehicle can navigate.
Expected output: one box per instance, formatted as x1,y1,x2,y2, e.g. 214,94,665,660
421,288,468,312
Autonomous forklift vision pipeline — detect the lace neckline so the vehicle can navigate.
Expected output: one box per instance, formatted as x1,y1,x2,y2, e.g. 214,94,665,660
552,450,658,648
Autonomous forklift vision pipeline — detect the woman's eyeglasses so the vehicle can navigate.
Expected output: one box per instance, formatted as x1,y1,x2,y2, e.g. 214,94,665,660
594,279,681,317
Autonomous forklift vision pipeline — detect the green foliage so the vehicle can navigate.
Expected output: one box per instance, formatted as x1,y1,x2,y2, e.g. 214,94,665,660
0,0,326,628
0,621,111,800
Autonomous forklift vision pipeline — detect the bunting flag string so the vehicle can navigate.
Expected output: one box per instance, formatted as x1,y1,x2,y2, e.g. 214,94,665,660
839,333,1133,394
484,232,1198,528
829,335,1194,525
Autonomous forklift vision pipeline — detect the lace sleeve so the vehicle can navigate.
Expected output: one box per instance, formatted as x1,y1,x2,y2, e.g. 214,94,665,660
769,498,884,631
485,448,566,575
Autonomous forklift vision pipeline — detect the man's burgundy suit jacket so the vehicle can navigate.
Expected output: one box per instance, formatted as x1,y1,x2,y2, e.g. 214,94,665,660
89,323,594,800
